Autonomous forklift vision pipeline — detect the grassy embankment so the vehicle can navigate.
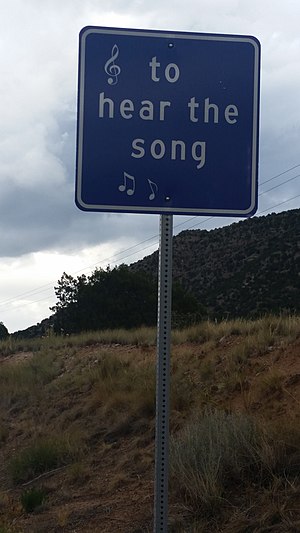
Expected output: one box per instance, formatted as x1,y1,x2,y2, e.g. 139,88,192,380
0,315,299,532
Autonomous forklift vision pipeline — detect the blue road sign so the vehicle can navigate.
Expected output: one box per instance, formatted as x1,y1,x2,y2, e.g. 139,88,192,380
76,27,260,216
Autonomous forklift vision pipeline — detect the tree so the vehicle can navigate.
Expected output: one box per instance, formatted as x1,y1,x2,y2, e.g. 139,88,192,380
50,272,87,334
77,265,157,331
51,265,204,334
172,282,205,327
0,322,9,340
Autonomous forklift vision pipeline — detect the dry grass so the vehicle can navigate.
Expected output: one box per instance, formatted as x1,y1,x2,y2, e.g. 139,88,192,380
1,315,298,357
258,368,285,396
170,409,264,510
170,409,300,531
173,315,300,346
9,432,84,484
0,315,299,531
0,352,63,408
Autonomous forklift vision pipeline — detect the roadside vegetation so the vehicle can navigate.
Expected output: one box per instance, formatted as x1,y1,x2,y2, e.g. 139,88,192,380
0,315,299,531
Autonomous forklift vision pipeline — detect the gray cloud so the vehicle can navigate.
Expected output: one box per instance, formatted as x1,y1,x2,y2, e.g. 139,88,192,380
0,0,299,330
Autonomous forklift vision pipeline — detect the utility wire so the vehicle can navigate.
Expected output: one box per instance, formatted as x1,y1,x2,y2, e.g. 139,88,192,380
179,192,300,231
0,215,214,308
157,163,300,232
3,190,300,314
0,233,161,306
257,193,300,215
1,164,300,310
260,163,300,186
4,163,300,306
4,160,295,307
260,174,300,196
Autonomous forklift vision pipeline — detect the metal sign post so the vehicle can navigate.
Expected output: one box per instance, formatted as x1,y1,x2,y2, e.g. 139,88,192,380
154,214,173,533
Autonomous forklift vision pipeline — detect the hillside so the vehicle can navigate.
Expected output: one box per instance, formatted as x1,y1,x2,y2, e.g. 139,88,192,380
0,317,300,532
13,208,299,340
131,208,300,319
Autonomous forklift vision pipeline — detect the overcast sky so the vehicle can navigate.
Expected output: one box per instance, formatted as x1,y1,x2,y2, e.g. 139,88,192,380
0,0,299,333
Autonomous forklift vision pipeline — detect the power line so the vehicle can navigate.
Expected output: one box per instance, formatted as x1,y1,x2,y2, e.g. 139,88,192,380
1,164,300,311
187,193,300,231
260,163,300,186
5,194,300,315
2,175,300,309
260,173,300,196
157,164,300,232
0,215,215,308
4,190,300,314
3,168,299,308
257,193,300,215
0,234,160,306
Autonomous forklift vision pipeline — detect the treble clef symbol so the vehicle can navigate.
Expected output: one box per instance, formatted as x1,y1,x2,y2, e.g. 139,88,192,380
104,44,121,85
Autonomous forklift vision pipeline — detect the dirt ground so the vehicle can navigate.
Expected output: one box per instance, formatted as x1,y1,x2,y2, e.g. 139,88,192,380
0,335,299,532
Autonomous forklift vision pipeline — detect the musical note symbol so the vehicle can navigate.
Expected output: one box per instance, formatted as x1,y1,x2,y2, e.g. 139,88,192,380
147,179,158,201
104,44,121,85
118,172,135,196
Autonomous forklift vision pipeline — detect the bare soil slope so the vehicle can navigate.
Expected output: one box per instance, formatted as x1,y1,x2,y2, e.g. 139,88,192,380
0,319,299,532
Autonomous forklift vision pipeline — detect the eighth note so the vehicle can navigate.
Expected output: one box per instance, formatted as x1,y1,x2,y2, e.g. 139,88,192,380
104,44,121,85
147,179,158,201
118,172,135,196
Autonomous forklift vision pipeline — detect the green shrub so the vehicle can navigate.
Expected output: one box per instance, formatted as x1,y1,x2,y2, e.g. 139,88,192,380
0,526,13,533
10,434,82,484
0,425,8,446
258,369,284,396
92,359,156,418
20,487,46,513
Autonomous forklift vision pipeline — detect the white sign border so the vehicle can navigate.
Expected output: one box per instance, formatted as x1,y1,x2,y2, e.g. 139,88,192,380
76,27,260,216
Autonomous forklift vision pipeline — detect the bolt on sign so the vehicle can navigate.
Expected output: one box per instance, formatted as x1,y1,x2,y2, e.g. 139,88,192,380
76,26,260,216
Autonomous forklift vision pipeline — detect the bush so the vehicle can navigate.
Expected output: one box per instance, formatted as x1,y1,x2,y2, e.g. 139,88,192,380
0,322,9,341
10,434,82,484
0,352,62,408
170,409,269,513
20,487,46,513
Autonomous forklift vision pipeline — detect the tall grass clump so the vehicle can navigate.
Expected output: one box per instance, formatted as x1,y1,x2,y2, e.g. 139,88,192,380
0,424,8,446
0,352,62,408
172,315,300,346
173,318,250,344
0,326,158,358
258,315,300,341
86,351,130,383
0,336,42,357
0,525,14,533
91,355,156,418
20,487,46,513
170,409,275,514
9,433,82,484
51,327,157,348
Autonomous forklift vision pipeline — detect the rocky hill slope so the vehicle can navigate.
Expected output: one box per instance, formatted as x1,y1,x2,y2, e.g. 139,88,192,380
131,208,300,319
